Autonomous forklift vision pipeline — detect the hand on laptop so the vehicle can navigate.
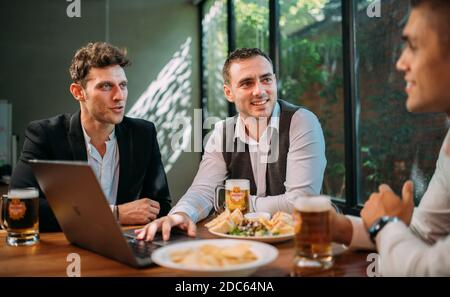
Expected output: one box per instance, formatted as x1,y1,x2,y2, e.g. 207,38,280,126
118,198,160,225
134,212,196,242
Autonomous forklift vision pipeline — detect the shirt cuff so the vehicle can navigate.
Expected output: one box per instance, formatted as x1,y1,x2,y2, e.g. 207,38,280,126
376,220,407,249
169,205,199,223
347,215,376,250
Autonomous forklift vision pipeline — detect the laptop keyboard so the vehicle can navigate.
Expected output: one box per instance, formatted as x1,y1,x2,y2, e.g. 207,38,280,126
123,228,198,259
127,238,159,259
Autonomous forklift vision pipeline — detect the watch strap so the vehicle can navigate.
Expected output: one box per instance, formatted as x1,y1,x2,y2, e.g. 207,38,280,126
368,216,400,243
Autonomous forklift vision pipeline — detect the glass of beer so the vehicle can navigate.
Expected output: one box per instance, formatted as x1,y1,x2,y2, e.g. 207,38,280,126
292,195,333,276
214,179,250,214
0,188,39,246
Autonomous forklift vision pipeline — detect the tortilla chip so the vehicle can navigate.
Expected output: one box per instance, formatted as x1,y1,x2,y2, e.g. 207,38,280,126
209,218,235,234
205,208,231,229
230,208,244,225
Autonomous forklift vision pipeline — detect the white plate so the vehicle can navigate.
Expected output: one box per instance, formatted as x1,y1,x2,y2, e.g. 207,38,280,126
209,229,294,243
151,239,279,277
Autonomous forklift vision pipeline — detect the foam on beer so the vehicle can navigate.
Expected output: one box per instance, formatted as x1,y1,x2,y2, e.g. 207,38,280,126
294,196,331,212
225,179,250,190
8,188,39,199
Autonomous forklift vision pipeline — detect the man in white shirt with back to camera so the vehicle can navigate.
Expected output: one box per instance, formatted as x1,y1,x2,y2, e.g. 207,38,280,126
136,47,327,241
331,0,450,276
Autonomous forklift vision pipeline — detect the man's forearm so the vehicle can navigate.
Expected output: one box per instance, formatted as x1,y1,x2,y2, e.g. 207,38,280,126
332,215,353,246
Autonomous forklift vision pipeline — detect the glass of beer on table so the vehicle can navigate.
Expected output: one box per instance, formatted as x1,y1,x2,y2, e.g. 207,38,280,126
1,188,39,246
214,179,250,214
292,195,333,276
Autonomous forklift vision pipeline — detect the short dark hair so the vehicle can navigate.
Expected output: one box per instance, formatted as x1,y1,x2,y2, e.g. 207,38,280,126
69,42,130,87
410,0,449,7
222,48,273,85
410,0,450,52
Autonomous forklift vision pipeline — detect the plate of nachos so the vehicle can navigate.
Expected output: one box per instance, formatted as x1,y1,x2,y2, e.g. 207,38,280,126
151,239,278,276
205,209,295,243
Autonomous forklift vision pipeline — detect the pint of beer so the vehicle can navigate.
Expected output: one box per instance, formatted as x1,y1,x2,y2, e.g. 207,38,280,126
292,196,333,276
214,179,250,214
0,188,39,246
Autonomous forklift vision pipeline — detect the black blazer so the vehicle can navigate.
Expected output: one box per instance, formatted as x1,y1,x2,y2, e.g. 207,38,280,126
10,111,171,232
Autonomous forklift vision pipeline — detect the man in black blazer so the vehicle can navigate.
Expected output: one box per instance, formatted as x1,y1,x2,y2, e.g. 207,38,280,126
10,42,171,232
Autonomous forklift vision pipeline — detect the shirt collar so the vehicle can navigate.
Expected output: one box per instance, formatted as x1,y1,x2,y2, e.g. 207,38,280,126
81,124,116,145
234,101,280,144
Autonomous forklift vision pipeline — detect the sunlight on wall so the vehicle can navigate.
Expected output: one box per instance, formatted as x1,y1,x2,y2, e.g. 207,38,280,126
127,38,192,173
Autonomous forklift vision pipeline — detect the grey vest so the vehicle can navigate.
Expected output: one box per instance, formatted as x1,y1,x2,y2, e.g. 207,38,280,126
222,99,301,196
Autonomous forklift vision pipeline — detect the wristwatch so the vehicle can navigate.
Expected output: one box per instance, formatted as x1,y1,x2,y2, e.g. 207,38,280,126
368,216,400,243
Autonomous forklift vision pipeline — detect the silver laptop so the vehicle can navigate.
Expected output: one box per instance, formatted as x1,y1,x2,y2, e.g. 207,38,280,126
29,159,195,268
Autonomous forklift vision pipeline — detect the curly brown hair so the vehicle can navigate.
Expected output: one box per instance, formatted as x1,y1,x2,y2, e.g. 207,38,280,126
69,42,130,87
222,48,273,85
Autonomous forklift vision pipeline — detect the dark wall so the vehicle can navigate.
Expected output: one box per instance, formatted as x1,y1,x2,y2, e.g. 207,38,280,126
0,0,200,203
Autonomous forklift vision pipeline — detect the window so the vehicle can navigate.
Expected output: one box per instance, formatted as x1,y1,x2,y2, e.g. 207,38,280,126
235,0,269,51
201,0,229,120
355,0,448,204
279,0,345,200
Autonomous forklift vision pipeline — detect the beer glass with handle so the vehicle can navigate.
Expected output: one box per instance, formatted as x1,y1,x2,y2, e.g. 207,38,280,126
0,188,39,246
214,179,250,214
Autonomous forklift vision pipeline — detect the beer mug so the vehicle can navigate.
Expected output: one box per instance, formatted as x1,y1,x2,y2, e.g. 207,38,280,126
292,195,333,276
214,179,250,214
0,188,39,246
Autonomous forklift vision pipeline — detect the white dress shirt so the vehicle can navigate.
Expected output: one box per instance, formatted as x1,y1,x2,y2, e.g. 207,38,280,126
81,126,120,206
170,102,327,223
348,128,450,276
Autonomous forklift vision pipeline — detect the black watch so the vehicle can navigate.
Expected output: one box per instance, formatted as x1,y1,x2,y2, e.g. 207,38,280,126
368,216,400,243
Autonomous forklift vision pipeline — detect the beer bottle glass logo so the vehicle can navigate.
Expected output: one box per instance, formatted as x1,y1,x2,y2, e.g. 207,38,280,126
8,199,27,220
230,186,243,202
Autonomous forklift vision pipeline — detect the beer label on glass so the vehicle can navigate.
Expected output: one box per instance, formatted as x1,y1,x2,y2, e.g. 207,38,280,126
226,186,249,213
8,199,27,220
230,186,244,202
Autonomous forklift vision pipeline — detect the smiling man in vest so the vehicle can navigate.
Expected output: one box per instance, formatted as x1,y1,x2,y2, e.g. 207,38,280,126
136,48,327,241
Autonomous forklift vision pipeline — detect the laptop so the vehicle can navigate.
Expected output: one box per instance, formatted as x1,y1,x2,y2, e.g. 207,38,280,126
29,159,196,268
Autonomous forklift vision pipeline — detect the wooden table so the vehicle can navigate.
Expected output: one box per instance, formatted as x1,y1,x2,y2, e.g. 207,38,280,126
0,225,370,277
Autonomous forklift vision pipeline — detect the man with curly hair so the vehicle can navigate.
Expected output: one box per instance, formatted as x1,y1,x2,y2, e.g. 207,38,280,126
11,42,171,231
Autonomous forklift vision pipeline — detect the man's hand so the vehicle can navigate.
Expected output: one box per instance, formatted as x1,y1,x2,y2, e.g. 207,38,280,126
361,180,415,230
329,207,353,246
134,212,196,242
118,198,160,225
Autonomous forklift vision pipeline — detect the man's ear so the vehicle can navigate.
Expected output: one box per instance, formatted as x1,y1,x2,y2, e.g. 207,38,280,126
223,83,234,103
70,83,85,103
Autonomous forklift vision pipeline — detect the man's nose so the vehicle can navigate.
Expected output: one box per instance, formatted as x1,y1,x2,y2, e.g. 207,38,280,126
113,86,126,101
252,82,263,97
396,49,408,72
